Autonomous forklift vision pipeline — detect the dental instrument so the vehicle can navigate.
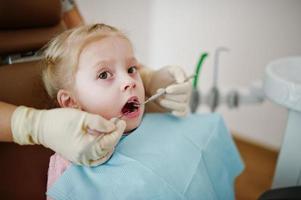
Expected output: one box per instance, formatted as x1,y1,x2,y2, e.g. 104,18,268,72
190,52,208,113
142,89,166,105
116,74,195,120
207,47,230,112
140,74,195,106
205,47,264,111
193,53,208,89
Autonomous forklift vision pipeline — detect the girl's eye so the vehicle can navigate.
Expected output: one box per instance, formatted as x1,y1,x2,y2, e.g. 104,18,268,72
98,71,112,79
128,66,137,74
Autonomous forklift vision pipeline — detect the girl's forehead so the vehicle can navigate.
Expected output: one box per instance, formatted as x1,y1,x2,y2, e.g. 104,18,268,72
77,36,136,70
83,35,131,50
80,36,133,59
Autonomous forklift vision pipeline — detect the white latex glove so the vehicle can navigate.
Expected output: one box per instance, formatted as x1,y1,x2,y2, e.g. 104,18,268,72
157,66,192,117
11,106,126,166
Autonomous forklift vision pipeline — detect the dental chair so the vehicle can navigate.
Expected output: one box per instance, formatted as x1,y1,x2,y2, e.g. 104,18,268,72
0,0,65,199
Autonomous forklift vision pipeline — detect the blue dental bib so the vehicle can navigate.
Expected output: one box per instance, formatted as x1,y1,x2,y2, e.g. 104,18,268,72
47,113,243,200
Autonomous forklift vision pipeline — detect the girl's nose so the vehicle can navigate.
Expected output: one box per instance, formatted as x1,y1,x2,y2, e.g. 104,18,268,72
121,80,136,91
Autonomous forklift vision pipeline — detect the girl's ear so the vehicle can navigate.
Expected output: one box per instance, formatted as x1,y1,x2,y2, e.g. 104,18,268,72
57,89,80,109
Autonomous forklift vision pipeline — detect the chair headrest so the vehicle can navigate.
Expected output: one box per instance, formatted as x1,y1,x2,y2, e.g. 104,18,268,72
0,0,62,29
0,0,65,56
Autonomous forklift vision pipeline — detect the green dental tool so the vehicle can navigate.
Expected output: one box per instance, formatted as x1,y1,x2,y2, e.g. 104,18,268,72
193,52,208,89
190,52,208,113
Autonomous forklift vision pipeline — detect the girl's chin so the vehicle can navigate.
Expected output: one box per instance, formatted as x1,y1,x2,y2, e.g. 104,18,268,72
123,108,144,133
124,118,142,133
125,123,139,133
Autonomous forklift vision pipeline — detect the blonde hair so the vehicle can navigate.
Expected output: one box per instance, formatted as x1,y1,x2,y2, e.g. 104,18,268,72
42,23,130,101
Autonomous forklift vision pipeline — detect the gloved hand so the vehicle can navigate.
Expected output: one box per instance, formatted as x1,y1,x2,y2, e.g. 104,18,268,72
148,65,192,117
11,106,126,166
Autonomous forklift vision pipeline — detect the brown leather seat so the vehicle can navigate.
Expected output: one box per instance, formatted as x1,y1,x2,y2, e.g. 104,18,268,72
0,0,65,199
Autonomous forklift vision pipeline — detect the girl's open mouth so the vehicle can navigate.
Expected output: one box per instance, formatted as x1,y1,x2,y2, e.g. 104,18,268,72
121,96,140,118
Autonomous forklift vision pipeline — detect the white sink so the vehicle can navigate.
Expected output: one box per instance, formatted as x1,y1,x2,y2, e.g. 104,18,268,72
264,57,301,188
264,57,301,111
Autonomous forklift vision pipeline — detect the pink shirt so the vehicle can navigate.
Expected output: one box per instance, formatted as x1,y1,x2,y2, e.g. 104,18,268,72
46,153,71,200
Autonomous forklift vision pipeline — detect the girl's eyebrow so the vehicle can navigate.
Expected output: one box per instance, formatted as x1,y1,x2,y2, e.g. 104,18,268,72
127,57,138,64
93,60,113,69
92,58,137,69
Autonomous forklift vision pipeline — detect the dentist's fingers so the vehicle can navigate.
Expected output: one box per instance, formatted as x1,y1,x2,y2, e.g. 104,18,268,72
84,119,126,166
164,94,189,102
89,135,108,160
89,150,114,167
87,128,105,136
99,118,126,149
77,135,106,166
159,99,187,112
165,81,191,94
167,66,186,83
85,114,116,134
171,109,189,117
90,144,113,166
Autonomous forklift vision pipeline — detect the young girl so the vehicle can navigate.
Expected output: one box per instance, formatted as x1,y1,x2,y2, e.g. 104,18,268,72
42,23,191,198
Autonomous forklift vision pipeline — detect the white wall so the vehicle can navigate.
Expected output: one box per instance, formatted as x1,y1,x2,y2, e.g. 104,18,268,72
75,0,152,65
76,0,301,150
